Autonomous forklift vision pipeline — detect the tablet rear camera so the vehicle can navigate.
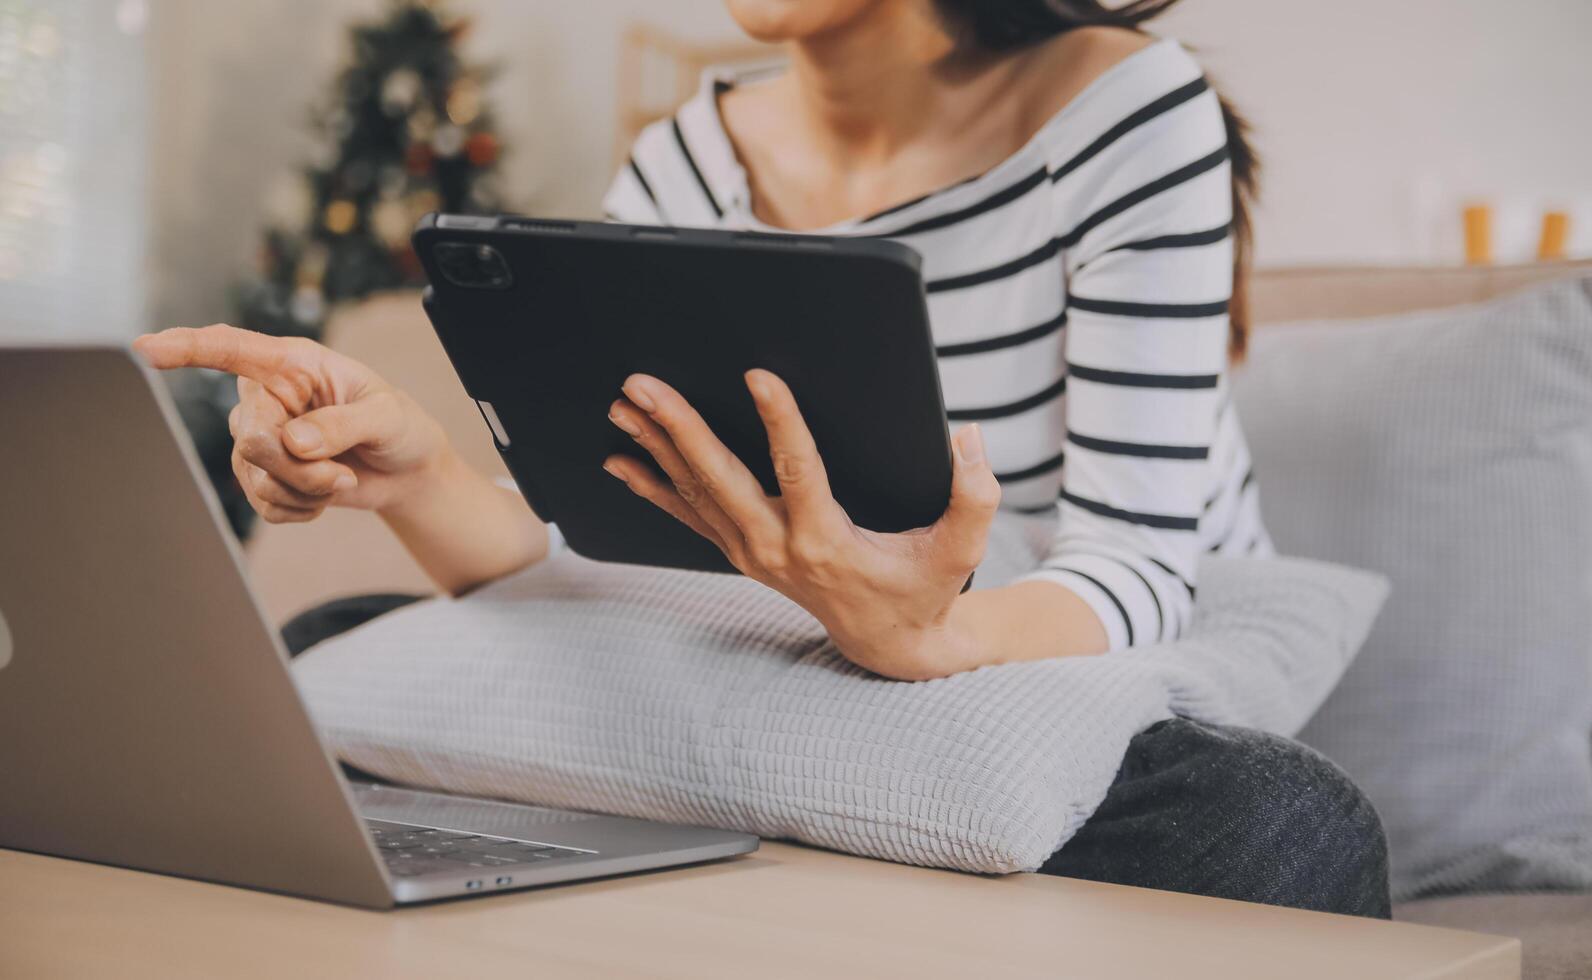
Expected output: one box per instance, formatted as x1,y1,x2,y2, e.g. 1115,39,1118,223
434,241,513,289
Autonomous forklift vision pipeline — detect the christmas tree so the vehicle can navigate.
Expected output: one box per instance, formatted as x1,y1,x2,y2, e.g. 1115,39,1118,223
181,0,503,537
235,0,503,339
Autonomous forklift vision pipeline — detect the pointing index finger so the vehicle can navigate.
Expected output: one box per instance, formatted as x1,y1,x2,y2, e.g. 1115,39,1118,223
133,324,295,383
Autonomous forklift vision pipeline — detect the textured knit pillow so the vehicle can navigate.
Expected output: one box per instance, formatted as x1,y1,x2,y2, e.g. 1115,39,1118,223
291,527,1385,875
1235,276,1592,900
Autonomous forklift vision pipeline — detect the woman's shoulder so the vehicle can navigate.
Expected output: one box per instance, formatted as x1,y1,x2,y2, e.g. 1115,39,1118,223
1025,26,1160,108
1019,29,1209,127
1017,30,1220,163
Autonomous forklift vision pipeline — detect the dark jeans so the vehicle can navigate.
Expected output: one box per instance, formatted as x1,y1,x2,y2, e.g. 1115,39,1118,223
286,594,1392,919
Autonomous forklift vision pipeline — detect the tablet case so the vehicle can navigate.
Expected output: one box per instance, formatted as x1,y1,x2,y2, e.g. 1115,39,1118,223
415,214,953,575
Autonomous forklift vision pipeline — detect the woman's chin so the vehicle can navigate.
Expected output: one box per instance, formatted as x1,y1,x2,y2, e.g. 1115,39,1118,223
722,0,880,43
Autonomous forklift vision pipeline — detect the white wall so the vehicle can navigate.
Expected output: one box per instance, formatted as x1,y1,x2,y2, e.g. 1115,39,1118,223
145,0,1592,333
1156,0,1592,266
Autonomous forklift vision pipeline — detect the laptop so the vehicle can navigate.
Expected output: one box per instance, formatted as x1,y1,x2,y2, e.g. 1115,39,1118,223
0,344,759,908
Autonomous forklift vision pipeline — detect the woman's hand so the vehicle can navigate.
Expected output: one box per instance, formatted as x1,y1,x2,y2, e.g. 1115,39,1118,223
135,323,549,594
135,324,451,522
604,370,1001,680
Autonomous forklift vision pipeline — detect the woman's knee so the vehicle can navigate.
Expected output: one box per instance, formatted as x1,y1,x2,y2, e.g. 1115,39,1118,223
280,592,427,657
1046,719,1391,917
1188,724,1391,917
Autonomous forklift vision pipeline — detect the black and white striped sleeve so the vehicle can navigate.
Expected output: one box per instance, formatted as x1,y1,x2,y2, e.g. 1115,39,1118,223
1020,77,1233,651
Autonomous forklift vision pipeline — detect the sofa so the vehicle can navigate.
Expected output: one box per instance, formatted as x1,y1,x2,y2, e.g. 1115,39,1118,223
247,259,1592,978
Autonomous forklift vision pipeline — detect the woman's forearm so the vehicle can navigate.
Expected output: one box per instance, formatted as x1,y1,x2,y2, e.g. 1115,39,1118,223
378,449,550,595
929,580,1110,675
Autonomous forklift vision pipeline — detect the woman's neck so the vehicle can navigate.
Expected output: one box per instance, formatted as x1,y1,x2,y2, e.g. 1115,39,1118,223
719,16,1153,230
781,2,1019,164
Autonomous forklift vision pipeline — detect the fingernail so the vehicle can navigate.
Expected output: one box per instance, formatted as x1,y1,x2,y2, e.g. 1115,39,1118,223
284,419,322,453
955,424,985,465
603,460,628,482
744,370,770,401
609,409,642,437
623,376,658,413
332,474,357,494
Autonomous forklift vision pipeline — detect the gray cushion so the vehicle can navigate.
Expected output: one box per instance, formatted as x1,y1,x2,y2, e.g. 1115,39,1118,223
292,526,1384,875
1236,276,1592,900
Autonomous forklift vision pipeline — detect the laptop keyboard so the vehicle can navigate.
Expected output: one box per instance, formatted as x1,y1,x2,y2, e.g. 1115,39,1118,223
366,819,586,879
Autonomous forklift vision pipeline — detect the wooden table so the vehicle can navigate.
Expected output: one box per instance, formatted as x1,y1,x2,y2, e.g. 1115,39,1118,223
0,844,1518,979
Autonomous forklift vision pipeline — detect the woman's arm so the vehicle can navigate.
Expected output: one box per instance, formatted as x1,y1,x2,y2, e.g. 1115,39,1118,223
934,580,1109,672
374,449,549,595
1017,63,1235,651
135,325,551,595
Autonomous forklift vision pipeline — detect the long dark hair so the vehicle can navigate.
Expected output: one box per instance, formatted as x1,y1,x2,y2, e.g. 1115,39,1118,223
934,0,1258,359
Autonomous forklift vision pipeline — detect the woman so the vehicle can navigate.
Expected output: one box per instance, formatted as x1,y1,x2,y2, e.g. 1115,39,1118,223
137,0,1391,915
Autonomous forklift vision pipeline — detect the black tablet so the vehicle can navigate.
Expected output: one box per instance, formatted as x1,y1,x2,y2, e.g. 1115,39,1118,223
414,213,953,575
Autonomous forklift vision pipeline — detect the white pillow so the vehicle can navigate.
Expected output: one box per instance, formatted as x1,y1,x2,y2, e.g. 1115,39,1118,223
292,524,1385,875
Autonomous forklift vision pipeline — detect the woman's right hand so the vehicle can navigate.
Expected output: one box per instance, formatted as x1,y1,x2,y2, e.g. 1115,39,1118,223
135,324,451,524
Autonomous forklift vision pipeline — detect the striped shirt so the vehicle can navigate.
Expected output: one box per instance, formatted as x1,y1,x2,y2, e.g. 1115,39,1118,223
602,38,1272,651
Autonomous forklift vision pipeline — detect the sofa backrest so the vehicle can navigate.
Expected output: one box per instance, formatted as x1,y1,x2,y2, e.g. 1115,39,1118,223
1251,260,1592,325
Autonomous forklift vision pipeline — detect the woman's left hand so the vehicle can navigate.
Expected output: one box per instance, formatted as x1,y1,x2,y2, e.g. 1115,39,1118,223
604,370,1001,681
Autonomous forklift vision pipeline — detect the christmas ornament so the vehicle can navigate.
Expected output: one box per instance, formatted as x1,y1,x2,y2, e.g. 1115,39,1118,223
465,131,498,166
322,199,357,234
371,199,411,249
446,78,481,126
406,105,437,143
431,124,464,158
381,68,421,115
